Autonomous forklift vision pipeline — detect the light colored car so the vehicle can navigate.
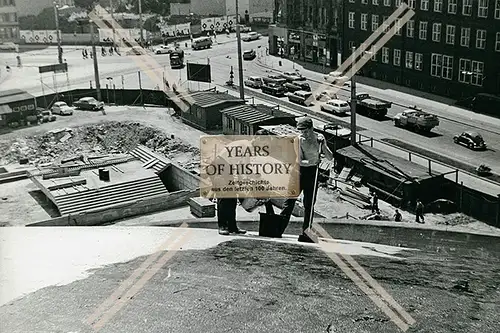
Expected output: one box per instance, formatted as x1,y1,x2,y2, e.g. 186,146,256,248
315,90,338,102
240,26,252,33
281,71,306,82
324,71,351,87
154,44,174,54
51,101,73,115
242,32,261,42
244,76,263,88
321,99,351,115
39,109,56,122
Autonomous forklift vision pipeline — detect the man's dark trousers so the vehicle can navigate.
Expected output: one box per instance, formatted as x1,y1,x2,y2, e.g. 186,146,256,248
280,166,317,232
217,198,238,230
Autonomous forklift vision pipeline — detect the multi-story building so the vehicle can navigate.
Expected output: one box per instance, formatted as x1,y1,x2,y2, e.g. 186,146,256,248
15,0,73,17
0,0,18,43
268,0,343,68
343,0,500,99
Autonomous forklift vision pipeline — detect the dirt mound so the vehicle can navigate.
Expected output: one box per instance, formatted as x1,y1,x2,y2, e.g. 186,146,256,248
0,121,200,166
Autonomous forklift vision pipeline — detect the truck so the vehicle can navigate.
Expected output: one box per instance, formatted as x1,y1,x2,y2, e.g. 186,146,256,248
348,92,392,118
169,49,184,69
261,82,287,97
393,106,440,132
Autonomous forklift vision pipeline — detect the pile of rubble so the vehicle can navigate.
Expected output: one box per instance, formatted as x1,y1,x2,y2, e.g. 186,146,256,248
0,121,200,167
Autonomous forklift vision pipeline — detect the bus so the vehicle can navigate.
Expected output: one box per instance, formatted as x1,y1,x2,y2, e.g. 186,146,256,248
192,37,212,50
169,49,185,69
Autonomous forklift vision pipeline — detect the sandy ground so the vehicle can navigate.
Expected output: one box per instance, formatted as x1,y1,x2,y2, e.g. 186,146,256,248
1,105,499,236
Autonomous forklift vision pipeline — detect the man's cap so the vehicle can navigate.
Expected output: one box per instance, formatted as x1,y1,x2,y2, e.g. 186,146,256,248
296,116,313,129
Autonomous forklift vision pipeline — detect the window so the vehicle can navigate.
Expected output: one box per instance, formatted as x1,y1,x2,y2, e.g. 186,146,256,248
407,0,415,9
373,0,379,4
441,55,453,80
458,58,471,83
471,61,484,86
361,0,368,4
382,16,390,32
406,20,414,37
382,47,389,63
405,51,413,68
348,12,355,29
371,45,378,61
496,0,500,19
395,18,401,35
448,0,457,14
372,14,379,31
348,41,356,49
460,27,470,47
478,0,488,18
462,0,472,16
432,23,441,42
384,0,391,5
420,0,429,10
393,49,401,66
430,54,442,77
434,0,442,12
361,13,368,30
476,29,486,49
395,0,401,6
496,32,500,52
419,21,428,40
446,25,455,45
415,53,423,70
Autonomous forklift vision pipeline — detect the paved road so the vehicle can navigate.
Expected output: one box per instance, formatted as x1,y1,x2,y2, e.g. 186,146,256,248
1,226,499,333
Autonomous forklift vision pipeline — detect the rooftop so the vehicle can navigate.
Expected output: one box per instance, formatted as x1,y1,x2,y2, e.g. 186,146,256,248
180,91,244,108
221,104,295,125
0,89,35,106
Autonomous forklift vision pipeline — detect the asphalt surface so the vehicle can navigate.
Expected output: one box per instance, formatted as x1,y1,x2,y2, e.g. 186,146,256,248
1,226,499,333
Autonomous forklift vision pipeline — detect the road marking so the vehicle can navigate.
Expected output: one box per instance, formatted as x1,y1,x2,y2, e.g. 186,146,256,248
307,4,414,105
305,223,416,330
88,5,193,112
85,225,190,328
91,228,193,331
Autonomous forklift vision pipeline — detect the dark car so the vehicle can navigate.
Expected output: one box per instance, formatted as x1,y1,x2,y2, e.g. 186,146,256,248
73,97,105,111
284,81,311,93
261,83,287,97
453,131,486,150
243,49,256,60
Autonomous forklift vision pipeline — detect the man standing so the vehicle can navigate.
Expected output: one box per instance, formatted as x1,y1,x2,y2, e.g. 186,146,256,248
372,192,379,213
280,116,333,242
415,199,425,223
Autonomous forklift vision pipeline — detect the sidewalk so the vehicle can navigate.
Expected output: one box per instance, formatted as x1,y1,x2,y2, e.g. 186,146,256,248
254,55,500,131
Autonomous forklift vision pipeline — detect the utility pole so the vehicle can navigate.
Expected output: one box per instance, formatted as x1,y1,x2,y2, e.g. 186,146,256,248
90,20,103,108
350,46,357,146
138,0,144,45
235,0,245,99
110,0,115,47
53,2,62,64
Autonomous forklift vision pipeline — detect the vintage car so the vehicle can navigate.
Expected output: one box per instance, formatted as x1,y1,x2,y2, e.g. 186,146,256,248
453,131,486,150
73,97,105,111
321,99,351,115
244,76,264,88
243,49,256,60
284,81,311,93
281,71,306,82
153,44,175,54
51,101,73,115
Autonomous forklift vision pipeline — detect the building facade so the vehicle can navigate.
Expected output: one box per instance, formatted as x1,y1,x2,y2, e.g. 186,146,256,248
343,0,500,99
0,0,18,43
268,0,343,68
15,0,73,17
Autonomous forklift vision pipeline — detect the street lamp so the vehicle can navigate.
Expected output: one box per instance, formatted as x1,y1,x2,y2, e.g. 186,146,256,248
89,19,102,105
235,0,245,99
53,1,63,64
106,77,113,104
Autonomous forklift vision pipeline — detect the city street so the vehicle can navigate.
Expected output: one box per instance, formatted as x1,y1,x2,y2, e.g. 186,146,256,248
1,36,500,182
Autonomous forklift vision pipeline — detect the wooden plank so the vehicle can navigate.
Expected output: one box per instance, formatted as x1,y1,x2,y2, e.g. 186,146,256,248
47,178,87,191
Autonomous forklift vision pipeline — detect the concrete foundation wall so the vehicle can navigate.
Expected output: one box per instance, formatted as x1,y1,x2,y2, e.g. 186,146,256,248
161,164,200,192
28,189,198,227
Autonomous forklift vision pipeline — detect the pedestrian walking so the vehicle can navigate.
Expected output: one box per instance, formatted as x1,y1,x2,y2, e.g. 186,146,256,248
279,116,334,242
415,199,425,223
394,209,402,222
372,192,379,213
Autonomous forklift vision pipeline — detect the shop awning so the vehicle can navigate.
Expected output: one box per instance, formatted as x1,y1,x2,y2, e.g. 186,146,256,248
0,104,13,115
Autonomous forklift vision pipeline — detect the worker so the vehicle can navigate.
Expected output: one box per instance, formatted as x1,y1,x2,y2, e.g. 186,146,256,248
415,199,425,223
394,209,402,222
372,192,379,213
280,116,333,242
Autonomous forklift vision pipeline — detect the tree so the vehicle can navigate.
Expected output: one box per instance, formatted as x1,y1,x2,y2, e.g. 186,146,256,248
129,0,170,16
74,0,98,10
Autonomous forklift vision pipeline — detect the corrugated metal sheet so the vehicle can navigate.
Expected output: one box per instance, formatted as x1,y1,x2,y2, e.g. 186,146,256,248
0,90,35,106
221,104,295,125
181,91,243,108
0,89,25,98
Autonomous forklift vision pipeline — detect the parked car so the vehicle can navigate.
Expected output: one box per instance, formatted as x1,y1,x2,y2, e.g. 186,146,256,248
0,42,18,51
261,82,287,97
321,99,351,115
240,26,252,33
243,49,256,60
262,76,287,86
323,71,351,87
281,71,306,82
242,32,261,42
244,76,263,88
73,97,104,111
38,109,56,122
51,101,73,115
316,90,338,102
394,107,439,132
284,81,311,93
287,90,314,106
126,46,146,55
154,44,174,54
453,131,486,150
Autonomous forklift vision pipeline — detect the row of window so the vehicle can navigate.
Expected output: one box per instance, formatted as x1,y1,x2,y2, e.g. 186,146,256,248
0,13,16,23
0,27,17,39
350,0,500,19
223,116,249,134
348,13,500,51
0,0,15,7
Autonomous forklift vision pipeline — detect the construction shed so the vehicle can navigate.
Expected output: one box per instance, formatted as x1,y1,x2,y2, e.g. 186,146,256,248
174,90,245,131
335,145,448,208
220,104,296,135
0,89,37,127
